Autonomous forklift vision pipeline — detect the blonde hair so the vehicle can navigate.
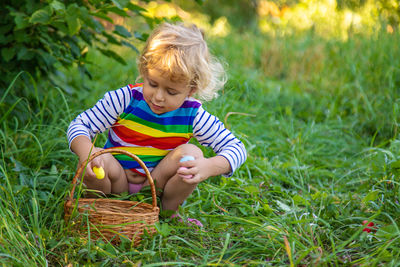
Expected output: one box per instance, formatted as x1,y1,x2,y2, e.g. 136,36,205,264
138,22,226,101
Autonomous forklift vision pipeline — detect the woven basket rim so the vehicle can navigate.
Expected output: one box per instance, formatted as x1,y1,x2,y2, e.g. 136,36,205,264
65,198,159,217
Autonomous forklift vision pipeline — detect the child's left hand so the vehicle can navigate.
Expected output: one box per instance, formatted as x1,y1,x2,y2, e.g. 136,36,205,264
177,157,211,184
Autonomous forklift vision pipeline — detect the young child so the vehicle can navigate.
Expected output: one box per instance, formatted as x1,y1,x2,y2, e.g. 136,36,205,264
67,22,247,220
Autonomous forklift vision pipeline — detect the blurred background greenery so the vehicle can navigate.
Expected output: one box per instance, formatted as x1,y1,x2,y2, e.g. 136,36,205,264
2,0,399,89
51,0,399,142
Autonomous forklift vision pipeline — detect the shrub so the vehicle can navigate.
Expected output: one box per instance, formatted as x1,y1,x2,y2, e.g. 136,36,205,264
0,0,156,87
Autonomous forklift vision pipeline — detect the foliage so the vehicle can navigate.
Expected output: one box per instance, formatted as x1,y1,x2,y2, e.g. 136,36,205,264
376,0,400,27
0,0,156,88
198,0,259,29
337,0,400,27
336,0,368,10
177,0,399,39
1,1,400,265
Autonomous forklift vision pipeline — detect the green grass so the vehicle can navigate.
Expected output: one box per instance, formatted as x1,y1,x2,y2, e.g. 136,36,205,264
1,25,400,266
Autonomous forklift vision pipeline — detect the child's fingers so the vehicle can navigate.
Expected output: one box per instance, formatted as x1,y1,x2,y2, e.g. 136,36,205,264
182,175,200,184
177,167,194,179
177,166,198,176
90,157,103,168
177,166,188,173
179,160,196,168
81,161,100,180
178,166,205,183
90,158,107,179
83,164,97,179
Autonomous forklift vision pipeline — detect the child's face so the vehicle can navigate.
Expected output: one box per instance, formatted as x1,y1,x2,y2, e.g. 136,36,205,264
143,68,195,114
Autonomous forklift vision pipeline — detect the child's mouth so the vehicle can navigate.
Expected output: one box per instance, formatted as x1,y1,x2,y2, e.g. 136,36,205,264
151,102,163,111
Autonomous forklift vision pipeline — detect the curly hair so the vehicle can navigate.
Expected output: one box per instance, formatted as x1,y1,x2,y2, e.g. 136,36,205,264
138,22,227,101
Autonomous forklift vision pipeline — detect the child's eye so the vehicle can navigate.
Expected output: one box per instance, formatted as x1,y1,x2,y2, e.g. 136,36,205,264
148,80,157,87
167,90,178,96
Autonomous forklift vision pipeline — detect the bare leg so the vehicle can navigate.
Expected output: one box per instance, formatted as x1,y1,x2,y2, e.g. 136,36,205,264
145,144,204,211
162,174,198,211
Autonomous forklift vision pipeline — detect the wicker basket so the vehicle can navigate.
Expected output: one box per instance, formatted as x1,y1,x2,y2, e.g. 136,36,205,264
64,148,160,246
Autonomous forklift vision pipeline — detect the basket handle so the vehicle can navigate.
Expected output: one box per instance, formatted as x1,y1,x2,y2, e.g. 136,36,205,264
68,148,157,210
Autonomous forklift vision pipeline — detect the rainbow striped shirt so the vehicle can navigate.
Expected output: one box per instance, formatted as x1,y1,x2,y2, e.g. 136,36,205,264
67,84,246,176
104,84,200,175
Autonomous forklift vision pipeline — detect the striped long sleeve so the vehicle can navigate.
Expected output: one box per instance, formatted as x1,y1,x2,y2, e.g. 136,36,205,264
67,86,132,147
67,85,246,176
193,106,247,177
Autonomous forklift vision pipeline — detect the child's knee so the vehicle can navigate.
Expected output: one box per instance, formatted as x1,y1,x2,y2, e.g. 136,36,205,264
176,143,203,159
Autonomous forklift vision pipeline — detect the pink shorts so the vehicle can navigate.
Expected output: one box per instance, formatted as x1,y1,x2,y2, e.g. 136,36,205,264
128,183,144,194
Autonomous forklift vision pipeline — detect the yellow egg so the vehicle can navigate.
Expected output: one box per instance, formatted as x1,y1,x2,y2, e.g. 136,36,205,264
93,166,105,179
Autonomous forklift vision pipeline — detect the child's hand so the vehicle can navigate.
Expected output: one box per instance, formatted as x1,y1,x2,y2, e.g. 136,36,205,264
78,147,106,181
178,156,195,179
177,157,211,184
93,166,105,179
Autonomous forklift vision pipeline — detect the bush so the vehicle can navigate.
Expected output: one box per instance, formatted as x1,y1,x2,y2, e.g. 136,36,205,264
0,0,156,88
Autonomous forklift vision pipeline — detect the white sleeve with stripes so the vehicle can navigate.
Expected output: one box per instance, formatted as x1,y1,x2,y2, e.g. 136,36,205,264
193,106,247,177
67,86,132,148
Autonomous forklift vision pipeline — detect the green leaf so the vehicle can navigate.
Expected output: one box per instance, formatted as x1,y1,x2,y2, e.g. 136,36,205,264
111,0,131,9
65,39,80,57
292,195,309,206
391,160,400,169
362,190,379,204
50,0,65,12
263,203,273,213
66,3,80,14
37,49,57,66
30,9,51,24
127,3,147,13
102,32,120,45
114,25,132,38
92,12,114,23
50,164,58,175
98,48,126,65
311,191,328,200
13,13,30,30
244,185,259,194
17,47,35,60
121,40,139,53
92,19,104,33
155,222,171,237
66,4,81,35
391,160,400,175
105,6,129,17
0,34,13,45
134,31,149,41
78,7,95,28
375,225,399,239
14,30,29,42
66,13,81,35
52,21,68,35
1,47,16,62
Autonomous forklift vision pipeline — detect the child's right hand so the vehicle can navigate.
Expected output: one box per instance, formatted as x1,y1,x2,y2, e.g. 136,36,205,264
93,166,105,179
78,147,105,181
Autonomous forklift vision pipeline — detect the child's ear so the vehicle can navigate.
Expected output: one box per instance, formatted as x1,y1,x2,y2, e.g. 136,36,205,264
188,88,197,97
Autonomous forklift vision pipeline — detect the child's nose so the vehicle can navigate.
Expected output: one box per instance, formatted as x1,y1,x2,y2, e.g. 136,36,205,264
154,89,165,101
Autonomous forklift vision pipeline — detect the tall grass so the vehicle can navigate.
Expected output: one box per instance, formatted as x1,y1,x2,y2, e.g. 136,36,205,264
0,75,74,265
1,25,400,265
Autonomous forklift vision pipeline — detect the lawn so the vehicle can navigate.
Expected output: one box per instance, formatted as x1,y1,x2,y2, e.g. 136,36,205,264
1,3,400,266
